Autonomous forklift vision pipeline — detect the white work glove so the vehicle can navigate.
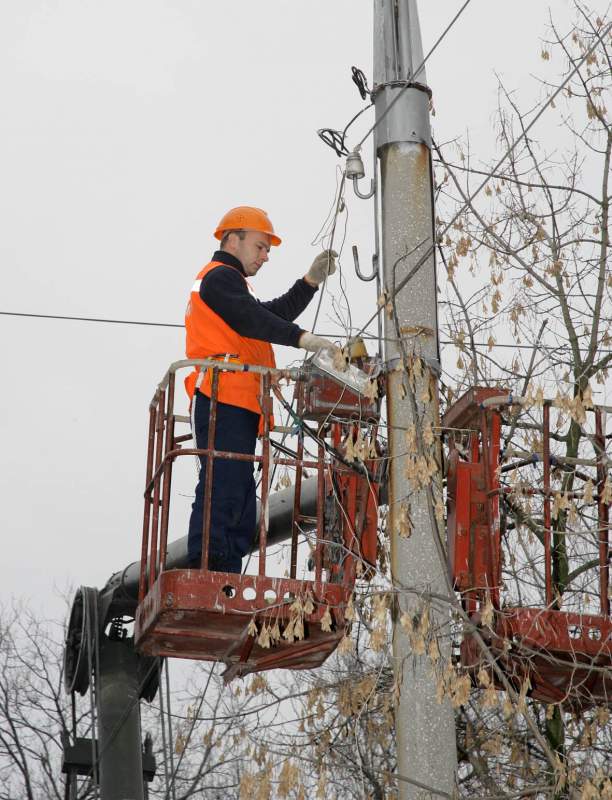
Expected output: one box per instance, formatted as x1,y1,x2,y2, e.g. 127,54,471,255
299,332,339,355
305,249,337,286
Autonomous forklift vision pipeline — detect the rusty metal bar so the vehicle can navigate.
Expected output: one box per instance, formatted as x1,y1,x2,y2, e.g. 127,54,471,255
291,386,305,580
470,430,479,463
145,448,319,495
149,358,304,411
481,393,612,414
249,636,332,671
149,389,166,591
258,374,272,576
315,436,325,584
146,360,612,445
479,409,499,608
489,410,502,604
595,409,610,617
159,372,176,572
543,402,553,607
138,405,157,603
201,369,219,572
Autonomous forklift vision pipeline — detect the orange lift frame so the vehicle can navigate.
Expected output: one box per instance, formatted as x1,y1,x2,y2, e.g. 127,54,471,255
444,387,611,709
134,359,382,680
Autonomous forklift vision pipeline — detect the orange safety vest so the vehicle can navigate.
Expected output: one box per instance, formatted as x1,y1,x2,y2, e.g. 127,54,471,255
184,261,276,418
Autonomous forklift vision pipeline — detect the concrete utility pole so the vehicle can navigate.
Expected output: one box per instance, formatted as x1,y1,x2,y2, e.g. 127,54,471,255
373,1,458,796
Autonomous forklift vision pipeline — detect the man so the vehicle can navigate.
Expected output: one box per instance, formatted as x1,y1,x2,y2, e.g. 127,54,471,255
185,206,337,573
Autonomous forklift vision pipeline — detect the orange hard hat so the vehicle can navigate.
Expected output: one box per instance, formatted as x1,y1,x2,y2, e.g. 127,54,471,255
214,206,281,246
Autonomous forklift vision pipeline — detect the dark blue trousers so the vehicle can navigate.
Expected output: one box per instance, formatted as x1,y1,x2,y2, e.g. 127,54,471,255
187,391,259,573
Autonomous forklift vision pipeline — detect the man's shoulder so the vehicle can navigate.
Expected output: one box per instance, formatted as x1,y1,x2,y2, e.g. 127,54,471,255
200,263,247,295
200,262,242,280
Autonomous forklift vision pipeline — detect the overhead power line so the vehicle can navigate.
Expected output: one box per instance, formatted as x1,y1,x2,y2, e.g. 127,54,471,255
3,310,612,355
0,310,183,328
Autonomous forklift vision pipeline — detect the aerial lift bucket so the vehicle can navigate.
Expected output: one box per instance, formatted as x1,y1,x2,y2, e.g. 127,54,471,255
134,357,383,679
444,387,611,709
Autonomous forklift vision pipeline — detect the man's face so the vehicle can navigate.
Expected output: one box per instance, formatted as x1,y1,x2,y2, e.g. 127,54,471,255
233,230,271,277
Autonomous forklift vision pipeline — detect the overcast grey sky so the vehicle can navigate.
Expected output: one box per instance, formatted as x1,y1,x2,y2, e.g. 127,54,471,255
1,1,605,618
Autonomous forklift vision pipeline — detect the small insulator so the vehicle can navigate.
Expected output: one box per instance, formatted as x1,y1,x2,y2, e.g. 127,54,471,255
345,150,365,180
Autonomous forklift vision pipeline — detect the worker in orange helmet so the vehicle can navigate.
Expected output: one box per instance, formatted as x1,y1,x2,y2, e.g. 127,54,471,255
185,206,338,573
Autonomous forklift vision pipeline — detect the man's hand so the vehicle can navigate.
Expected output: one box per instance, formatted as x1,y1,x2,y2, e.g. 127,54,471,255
304,249,337,287
299,331,339,355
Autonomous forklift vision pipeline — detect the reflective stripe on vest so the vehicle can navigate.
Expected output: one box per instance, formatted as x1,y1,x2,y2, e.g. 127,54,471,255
184,261,276,416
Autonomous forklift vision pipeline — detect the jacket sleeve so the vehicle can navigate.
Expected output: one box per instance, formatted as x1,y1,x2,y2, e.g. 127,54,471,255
200,266,305,348
259,278,318,321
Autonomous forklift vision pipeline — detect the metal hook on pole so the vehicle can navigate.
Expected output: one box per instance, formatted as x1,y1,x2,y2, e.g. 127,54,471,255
352,175,375,200
346,150,375,199
352,245,378,282
346,147,379,282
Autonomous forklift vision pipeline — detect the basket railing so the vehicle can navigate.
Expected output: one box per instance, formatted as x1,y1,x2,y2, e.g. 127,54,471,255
138,359,358,604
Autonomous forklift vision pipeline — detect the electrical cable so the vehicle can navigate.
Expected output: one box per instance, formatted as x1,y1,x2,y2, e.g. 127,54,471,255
6,308,611,359
163,660,177,800
273,388,377,483
157,661,172,799
317,101,374,157
317,128,350,157
0,310,183,328
163,662,217,800
351,66,371,99
4,309,611,356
